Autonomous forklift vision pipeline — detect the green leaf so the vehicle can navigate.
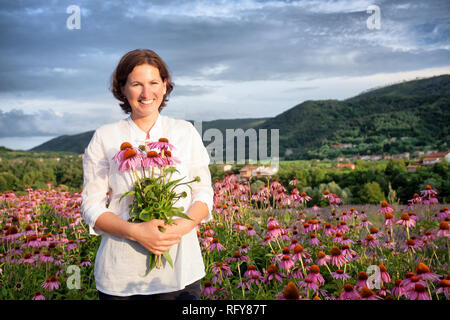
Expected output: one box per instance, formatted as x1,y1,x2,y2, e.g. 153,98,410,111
119,190,135,202
162,251,174,268
141,254,156,277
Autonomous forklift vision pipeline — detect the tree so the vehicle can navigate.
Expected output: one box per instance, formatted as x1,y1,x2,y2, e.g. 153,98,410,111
360,181,385,204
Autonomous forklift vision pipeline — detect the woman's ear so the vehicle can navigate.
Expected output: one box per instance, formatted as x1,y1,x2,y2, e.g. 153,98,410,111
163,79,168,95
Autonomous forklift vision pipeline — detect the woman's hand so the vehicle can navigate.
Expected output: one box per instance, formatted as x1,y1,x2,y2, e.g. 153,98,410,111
130,219,181,255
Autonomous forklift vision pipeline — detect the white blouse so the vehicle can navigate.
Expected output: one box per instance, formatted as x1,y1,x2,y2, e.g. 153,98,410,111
81,114,214,296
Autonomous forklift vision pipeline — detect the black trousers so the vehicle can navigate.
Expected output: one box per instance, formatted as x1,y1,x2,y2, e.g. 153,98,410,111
98,279,202,300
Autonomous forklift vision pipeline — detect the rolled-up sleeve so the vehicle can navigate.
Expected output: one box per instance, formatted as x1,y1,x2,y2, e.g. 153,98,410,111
188,124,214,223
81,130,110,235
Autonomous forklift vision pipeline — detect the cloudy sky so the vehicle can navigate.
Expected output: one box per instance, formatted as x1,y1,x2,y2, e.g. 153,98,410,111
1,0,449,150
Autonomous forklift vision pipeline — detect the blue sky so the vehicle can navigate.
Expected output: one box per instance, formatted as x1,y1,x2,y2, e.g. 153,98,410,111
1,0,450,150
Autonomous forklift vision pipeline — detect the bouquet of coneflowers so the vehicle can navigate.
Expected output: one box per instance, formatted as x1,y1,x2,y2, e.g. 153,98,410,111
113,138,200,275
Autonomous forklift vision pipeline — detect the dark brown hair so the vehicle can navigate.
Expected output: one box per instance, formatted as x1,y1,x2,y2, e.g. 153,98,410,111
110,49,174,114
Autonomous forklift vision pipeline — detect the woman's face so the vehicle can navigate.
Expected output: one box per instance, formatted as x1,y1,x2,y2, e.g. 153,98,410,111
121,64,167,119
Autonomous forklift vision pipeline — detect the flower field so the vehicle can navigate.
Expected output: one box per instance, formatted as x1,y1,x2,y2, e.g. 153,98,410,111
0,176,449,300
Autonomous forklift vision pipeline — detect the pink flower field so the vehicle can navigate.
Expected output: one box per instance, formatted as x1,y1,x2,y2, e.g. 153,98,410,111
0,177,449,300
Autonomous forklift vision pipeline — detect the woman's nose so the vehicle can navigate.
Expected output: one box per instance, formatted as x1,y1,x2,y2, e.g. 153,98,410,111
140,85,154,98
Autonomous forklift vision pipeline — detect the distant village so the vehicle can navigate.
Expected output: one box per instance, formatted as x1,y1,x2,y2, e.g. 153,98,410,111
214,149,450,180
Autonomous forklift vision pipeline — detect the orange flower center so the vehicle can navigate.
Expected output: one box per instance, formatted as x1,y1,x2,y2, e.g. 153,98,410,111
120,142,132,150
283,282,299,300
123,149,137,160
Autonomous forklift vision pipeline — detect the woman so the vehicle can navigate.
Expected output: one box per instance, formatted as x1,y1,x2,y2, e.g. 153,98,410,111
81,49,214,300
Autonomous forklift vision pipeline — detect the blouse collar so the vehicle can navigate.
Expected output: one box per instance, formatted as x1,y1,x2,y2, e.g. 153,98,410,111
127,113,164,146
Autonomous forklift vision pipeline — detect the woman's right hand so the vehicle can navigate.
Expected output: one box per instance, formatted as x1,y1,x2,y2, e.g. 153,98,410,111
129,219,181,255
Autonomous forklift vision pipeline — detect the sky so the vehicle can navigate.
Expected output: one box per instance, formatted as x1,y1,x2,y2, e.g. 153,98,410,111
1,0,450,150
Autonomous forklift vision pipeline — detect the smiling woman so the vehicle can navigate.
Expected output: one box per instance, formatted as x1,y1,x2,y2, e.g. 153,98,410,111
82,49,214,300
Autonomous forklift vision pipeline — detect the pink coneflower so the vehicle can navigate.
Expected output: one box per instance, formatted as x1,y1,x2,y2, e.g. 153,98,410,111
66,240,77,251
232,221,246,232
117,148,142,172
392,279,405,298
359,287,382,300
237,279,251,291
435,279,450,299
403,275,427,292
298,278,319,292
404,238,422,253
299,191,312,204
340,244,356,260
279,255,295,271
142,151,164,168
339,283,360,300
266,224,283,238
378,200,394,215
421,231,436,244
323,222,335,237
112,142,133,163
384,212,395,228
247,274,263,287
160,150,180,166
201,281,217,298
211,262,232,284
333,232,343,244
80,259,91,267
263,264,285,283
277,281,302,300
406,284,431,300
399,272,416,290
420,185,437,198
40,252,54,263
306,265,325,286
267,216,280,228
415,263,440,282
292,244,308,262
22,235,40,248
340,211,351,221
378,265,391,284
316,251,331,266
396,212,416,228
290,266,304,280
303,222,313,233
308,233,320,246
244,265,262,278
360,218,372,228
331,269,350,280
364,235,379,249
356,271,369,289
207,238,226,253
32,291,45,300
376,286,391,299
436,207,448,220
330,246,348,268
336,221,349,233
19,253,35,265
147,138,175,151
436,221,450,238
246,225,257,236
423,193,439,205
41,276,60,291
239,243,250,254
225,251,250,263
